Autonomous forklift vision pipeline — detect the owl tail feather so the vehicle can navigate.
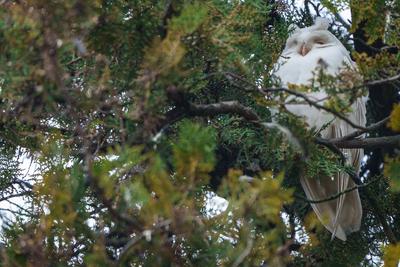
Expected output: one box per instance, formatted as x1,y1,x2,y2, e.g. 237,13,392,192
300,172,361,241
330,171,350,241
301,121,363,241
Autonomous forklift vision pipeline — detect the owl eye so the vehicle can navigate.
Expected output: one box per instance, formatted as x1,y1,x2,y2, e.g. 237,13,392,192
288,40,298,47
315,40,325,45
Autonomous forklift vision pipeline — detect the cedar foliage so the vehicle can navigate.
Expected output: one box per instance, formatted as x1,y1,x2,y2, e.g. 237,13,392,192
0,0,399,266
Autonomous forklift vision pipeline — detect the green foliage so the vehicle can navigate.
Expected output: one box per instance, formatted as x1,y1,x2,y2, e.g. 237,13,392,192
169,3,208,35
350,0,387,43
173,121,216,184
305,147,344,180
384,157,400,192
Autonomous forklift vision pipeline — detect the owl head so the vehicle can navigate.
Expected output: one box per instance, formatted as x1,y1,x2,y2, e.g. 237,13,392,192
282,17,348,57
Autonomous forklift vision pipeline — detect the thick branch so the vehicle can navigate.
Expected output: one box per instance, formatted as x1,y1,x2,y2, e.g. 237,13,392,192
165,85,261,122
220,72,400,149
319,135,400,149
160,99,400,150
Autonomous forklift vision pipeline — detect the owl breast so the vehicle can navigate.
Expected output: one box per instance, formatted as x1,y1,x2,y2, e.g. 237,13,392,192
275,45,350,86
273,45,353,131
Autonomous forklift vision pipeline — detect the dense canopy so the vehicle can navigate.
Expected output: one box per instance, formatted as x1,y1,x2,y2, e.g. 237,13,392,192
0,0,399,266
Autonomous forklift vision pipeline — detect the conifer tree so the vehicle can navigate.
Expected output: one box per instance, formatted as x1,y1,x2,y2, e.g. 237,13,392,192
0,1,399,266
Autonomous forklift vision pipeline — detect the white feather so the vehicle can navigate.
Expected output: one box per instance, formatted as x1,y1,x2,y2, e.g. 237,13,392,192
313,17,330,30
273,18,366,241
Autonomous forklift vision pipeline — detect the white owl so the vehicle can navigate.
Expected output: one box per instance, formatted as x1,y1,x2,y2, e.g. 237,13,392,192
273,18,366,241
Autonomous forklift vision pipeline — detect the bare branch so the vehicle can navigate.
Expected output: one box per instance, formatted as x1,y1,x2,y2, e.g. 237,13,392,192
189,101,261,122
295,176,381,204
259,87,367,130
162,95,400,150
224,71,369,130
352,37,399,54
0,191,31,202
118,219,172,262
321,135,400,149
333,12,351,30
332,116,390,141
84,155,142,229
13,178,34,190
365,73,400,87
231,236,254,267
221,72,400,149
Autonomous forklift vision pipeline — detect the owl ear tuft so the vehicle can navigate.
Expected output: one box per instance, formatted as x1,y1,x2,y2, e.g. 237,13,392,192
313,17,329,30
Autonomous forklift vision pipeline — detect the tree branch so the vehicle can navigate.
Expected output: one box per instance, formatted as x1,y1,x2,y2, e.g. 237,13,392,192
188,101,261,122
224,71,369,130
319,135,400,149
333,12,350,30
295,176,381,204
0,191,31,202
365,73,400,87
260,87,367,130
231,236,254,267
84,155,142,229
220,72,400,149
118,219,172,263
332,116,390,141
160,99,400,151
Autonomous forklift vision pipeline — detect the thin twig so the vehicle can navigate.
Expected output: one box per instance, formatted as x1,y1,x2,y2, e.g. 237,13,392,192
364,73,400,87
118,219,172,263
0,192,31,202
189,101,261,122
231,236,254,267
333,12,350,30
224,71,400,130
259,87,367,130
295,176,381,204
224,71,367,129
66,57,83,66
84,155,141,229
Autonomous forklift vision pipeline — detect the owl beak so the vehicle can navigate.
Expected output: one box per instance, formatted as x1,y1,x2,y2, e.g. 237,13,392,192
300,44,310,56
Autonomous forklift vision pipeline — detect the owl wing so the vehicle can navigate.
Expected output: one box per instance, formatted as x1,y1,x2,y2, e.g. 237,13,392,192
300,97,365,241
